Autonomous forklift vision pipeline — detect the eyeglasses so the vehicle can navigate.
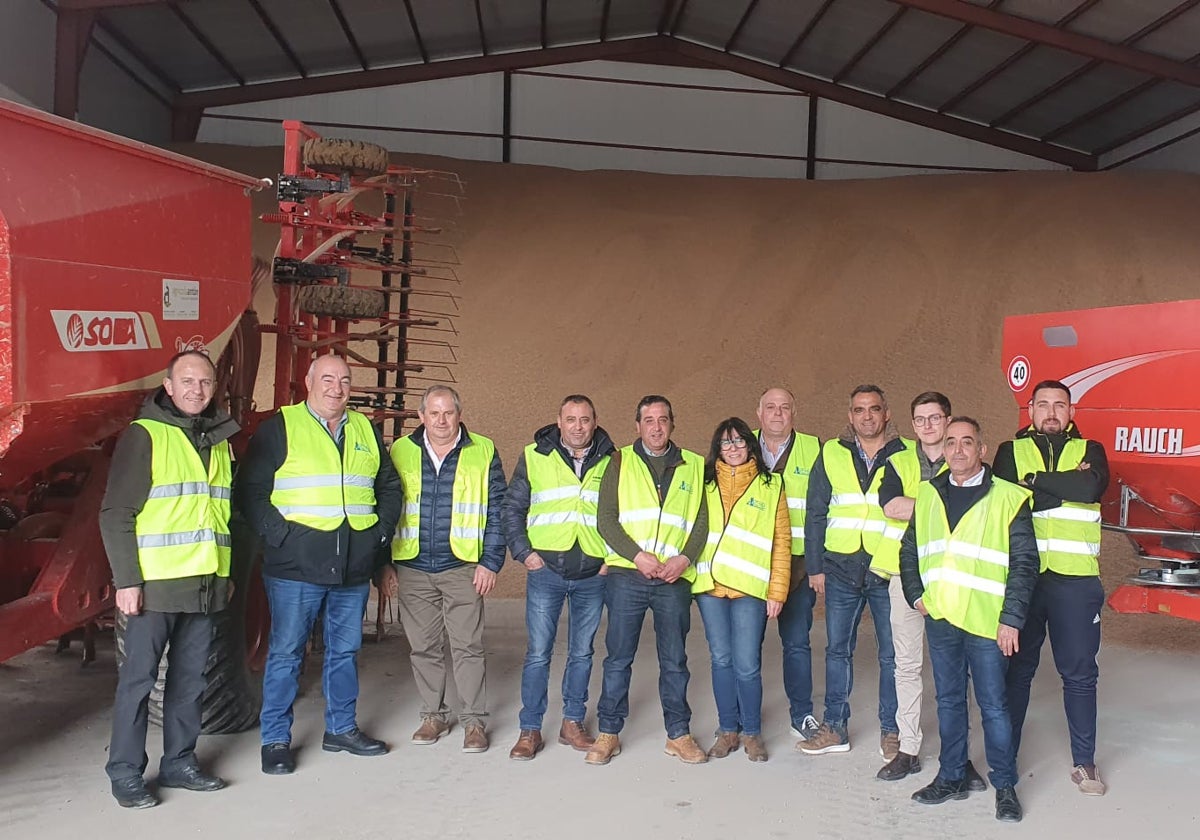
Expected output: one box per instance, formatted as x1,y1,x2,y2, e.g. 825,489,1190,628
719,437,747,449
912,414,946,427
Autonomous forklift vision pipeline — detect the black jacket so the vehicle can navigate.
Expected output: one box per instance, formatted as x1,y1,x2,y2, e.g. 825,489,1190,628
805,431,910,587
233,407,403,586
502,423,616,580
991,422,1109,511
99,388,240,614
393,423,507,574
899,466,1040,631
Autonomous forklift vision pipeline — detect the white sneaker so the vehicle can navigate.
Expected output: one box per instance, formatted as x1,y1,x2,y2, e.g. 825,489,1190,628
790,714,820,740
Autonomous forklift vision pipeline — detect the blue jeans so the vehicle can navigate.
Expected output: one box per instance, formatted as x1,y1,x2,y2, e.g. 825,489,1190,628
926,616,1017,789
778,582,816,726
260,576,370,745
697,594,768,735
596,570,692,739
822,574,896,733
518,567,606,730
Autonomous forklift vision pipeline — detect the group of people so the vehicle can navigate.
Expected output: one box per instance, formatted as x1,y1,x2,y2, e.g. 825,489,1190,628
100,350,1110,825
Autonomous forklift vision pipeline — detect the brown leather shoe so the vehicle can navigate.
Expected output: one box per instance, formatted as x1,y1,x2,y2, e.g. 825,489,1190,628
585,733,621,765
558,719,595,752
665,733,708,764
707,731,740,759
411,716,451,745
741,734,768,762
508,729,543,761
462,725,489,753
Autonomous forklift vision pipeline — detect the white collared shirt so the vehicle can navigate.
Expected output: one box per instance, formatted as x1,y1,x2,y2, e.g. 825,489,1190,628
424,428,462,474
951,466,987,487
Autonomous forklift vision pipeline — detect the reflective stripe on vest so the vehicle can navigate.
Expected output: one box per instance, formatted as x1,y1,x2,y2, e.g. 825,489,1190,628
915,477,1032,639
1012,437,1101,576
605,446,703,582
390,432,495,563
823,438,914,556
693,473,781,599
270,404,381,532
523,444,611,558
870,449,948,579
132,419,232,581
756,429,819,556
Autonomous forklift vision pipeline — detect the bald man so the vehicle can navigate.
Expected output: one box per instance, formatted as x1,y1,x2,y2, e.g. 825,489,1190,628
236,354,403,775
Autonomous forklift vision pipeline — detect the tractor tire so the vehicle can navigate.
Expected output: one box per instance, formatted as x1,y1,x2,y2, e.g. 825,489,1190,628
114,518,262,735
302,138,390,177
295,283,386,319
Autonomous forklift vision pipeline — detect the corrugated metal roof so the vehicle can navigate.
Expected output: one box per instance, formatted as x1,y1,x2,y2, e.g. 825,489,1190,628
61,0,1200,168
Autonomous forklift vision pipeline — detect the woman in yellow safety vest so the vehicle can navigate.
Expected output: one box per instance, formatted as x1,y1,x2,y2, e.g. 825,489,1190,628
693,417,792,762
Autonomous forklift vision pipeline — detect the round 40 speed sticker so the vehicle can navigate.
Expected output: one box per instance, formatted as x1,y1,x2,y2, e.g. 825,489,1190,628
1007,355,1031,392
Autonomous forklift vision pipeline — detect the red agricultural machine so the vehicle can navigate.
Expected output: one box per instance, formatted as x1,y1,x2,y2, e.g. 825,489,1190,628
0,99,462,732
1002,300,1200,623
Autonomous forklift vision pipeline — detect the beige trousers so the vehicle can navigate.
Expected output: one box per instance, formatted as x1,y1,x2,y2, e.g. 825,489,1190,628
395,563,488,728
889,574,925,755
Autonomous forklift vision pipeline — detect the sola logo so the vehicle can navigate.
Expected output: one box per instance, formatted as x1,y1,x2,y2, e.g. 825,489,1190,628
51,310,158,353
66,314,85,349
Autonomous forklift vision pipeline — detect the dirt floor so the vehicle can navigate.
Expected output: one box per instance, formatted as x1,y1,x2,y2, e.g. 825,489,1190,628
1,598,1196,839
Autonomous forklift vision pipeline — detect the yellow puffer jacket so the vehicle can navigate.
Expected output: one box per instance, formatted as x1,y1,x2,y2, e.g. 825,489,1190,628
709,459,792,602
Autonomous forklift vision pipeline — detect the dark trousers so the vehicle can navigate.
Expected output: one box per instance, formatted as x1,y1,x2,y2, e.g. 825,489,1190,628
596,570,693,739
778,582,816,727
106,611,212,782
1006,572,1104,767
926,616,1017,789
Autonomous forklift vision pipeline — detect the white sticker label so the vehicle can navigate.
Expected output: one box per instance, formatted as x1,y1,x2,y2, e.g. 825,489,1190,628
1007,355,1031,392
51,310,151,352
162,278,200,321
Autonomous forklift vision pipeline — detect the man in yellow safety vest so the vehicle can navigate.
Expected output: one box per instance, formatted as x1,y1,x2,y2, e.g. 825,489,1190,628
237,354,402,775
500,394,616,760
992,379,1110,796
101,350,238,808
585,395,709,766
800,385,909,759
899,416,1039,823
754,386,822,742
378,384,507,754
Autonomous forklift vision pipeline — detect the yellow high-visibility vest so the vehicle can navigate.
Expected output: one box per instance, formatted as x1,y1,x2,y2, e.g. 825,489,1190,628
390,432,495,563
1012,437,1101,576
871,448,947,579
524,444,611,558
270,404,381,532
915,476,1032,639
756,429,820,556
132,419,232,581
822,438,914,555
604,446,704,583
693,473,781,599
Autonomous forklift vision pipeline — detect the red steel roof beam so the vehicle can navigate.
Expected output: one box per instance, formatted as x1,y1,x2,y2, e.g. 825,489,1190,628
886,0,1003,99
992,0,1200,129
892,0,1200,87
670,39,1094,169
937,0,1097,114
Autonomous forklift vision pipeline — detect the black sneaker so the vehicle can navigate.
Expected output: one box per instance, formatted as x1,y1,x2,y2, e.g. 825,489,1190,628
965,760,988,792
111,776,158,809
157,765,226,792
322,727,388,756
261,743,295,775
877,751,921,781
995,786,1023,822
912,777,969,805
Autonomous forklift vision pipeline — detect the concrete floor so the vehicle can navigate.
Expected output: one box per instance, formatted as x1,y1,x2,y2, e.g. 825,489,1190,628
0,598,1196,839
